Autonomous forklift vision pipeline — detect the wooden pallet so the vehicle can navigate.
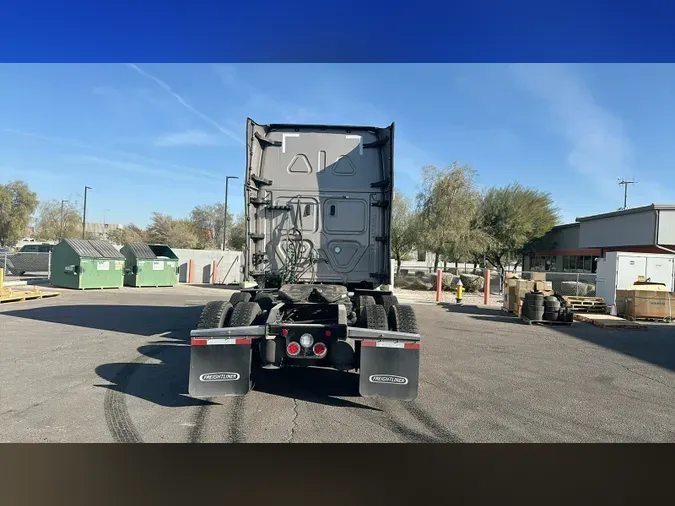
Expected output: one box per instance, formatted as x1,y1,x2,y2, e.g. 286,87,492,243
574,313,645,330
564,296,605,304
562,296,607,313
623,315,674,323
522,316,573,326
0,289,60,304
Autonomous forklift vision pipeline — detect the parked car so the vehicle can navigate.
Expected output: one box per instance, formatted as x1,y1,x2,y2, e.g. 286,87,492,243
20,243,54,253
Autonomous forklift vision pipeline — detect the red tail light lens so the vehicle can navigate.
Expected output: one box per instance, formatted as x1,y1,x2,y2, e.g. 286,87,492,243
281,328,289,336
286,342,301,356
312,342,327,357
325,330,332,337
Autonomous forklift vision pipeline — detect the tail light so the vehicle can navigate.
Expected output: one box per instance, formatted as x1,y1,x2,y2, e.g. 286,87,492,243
312,342,327,358
286,342,301,356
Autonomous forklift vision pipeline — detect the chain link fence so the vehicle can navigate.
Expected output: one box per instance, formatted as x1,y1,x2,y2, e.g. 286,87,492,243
0,251,51,279
520,271,597,297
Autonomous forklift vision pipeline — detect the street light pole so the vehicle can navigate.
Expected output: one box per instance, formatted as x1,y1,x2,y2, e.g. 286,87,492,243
82,186,91,239
222,176,239,250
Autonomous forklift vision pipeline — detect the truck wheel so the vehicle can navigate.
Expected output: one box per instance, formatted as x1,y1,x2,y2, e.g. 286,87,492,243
388,304,419,334
356,295,376,318
230,301,263,326
253,293,275,312
197,301,234,329
376,294,399,316
230,301,264,371
360,303,388,330
229,292,252,307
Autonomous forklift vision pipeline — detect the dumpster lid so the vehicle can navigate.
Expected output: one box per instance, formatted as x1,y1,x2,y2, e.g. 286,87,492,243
64,239,124,259
125,242,158,259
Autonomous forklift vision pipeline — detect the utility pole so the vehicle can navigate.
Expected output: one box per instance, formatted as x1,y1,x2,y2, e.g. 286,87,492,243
618,178,637,210
222,176,239,250
82,186,91,239
59,200,69,241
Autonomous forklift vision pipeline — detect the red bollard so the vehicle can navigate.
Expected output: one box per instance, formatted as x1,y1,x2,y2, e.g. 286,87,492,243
212,260,217,284
436,269,443,303
483,269,490,305
188,259,194,284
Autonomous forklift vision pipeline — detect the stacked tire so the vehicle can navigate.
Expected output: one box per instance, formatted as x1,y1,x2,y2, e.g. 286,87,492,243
544,296,561,322
523,292,545,321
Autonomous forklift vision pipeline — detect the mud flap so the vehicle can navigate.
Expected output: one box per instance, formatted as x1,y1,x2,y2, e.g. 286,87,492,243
188,338,253,397
358,341,420,400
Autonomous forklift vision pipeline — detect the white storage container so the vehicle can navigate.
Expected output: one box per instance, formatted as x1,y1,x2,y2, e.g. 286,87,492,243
595,251,675,306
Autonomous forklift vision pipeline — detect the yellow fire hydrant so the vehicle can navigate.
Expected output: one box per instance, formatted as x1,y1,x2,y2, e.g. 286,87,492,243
456,279,464,304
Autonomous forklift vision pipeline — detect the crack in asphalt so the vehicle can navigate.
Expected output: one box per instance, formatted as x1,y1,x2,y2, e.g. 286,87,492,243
287,398,299,443
621,365,675,391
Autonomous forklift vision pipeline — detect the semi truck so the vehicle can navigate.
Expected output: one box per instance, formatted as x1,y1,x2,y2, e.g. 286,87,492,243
188,118,421,401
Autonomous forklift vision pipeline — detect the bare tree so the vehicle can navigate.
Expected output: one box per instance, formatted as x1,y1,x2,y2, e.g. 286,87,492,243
35,199,82,241
415,163,483,271
227,212,246,251
391,191,417,274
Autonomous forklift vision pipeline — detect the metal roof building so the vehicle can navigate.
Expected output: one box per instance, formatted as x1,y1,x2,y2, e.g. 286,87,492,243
523,204,675,273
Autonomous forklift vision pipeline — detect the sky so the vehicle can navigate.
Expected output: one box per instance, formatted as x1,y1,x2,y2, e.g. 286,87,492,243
1,63,675,228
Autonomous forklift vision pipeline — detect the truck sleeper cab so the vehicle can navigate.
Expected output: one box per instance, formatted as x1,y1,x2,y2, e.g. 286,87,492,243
188,119,421,401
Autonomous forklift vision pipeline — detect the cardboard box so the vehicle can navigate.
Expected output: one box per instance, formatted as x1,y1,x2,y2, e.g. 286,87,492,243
616,283,669,316
510,279,535,312
529,272,547,281
534,280,553,292
623,290,675,320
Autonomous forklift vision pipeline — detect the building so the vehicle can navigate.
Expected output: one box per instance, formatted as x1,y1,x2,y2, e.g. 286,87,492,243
84,222,123,240
523,204,675,273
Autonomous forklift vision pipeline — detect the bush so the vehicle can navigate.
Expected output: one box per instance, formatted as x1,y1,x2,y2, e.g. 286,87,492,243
432,272,460,291
459,273,484,293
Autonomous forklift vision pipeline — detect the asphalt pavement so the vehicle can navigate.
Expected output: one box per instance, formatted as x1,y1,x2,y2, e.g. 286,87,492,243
1,285,674,442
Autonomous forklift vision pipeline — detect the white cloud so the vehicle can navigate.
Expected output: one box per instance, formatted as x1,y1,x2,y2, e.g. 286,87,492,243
509,64,634,195
65,154,213,185
212,64,319,124
153,129,226,147
126,63,244,145
1,128,221,179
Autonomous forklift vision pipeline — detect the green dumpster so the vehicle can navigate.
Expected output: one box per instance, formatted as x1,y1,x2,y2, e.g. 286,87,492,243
50,239,125,289
120,243,179,287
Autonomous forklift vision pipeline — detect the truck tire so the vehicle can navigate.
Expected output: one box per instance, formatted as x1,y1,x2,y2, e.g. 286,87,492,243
230,301,263,326
376,294,399,316
253,293,275,312
356,295,376,318
229,292,252,307
360,303,387,330
197,301,234,329
230,301,264,370
388,304,419,334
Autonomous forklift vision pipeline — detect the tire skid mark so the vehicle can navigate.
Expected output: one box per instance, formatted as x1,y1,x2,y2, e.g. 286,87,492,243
104,348,162,443
188,396,247,443
397,401,462,442
188,403,211,443
351,398,443,443
227,397,246,443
